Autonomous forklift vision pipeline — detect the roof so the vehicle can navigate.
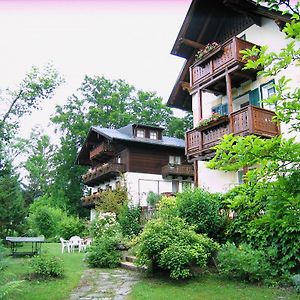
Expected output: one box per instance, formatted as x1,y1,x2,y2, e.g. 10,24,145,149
167,0,290,110
76,124,185,165
91,124,185,148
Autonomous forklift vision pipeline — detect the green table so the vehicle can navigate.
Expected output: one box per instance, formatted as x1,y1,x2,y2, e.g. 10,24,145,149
6,237,45,256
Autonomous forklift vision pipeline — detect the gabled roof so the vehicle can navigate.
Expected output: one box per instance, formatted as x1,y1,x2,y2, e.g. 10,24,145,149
76,124,185,165
91,124,184,148
167,0,290,111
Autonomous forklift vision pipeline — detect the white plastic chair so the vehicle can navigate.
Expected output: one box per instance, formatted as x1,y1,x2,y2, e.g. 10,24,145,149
80,238,92,252
60,238,70,254
69,236,83,252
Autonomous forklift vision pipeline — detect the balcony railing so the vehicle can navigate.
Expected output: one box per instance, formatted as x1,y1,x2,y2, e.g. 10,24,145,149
186,106,280,159
190,37,259,92
161,164,194,178
81,192,102,207
82,163,126,186
90,142,114,160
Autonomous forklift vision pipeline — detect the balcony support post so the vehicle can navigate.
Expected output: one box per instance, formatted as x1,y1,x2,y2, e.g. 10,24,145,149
226,70,234,132
198,90,203,120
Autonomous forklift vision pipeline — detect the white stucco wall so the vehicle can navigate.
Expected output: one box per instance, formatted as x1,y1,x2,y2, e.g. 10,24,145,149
125,172,193,206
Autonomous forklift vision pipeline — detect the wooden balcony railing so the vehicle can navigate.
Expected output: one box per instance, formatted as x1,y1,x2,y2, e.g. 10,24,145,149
161,164,194,178
90,142,114,160
186,106,280,159
82,163,126,186
190,37,258,91
81,192,102,207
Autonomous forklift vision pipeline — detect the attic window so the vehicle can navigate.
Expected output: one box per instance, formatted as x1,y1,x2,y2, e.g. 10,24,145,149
136,129,145,138
150,130,158,140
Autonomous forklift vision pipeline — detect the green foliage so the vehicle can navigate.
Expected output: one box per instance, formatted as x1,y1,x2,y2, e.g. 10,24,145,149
117,203,141,238
0,280,24,300
96,187,128,215
291,274,300,293
0,242,8,271
85,236,121,268
223,174,300,277
136,216,219,279
30,254,64,279
176,188,226,242
146,191,161,207
218,243,272,283
58,215,86,240
0,164,26,238
90,212,121,240
156,196,178,218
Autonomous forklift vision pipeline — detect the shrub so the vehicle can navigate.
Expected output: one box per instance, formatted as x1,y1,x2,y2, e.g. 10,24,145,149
90,212,121,240
95,187,128,214
217,243,272,283
291,274,300,293
117,203,141,238
156,196,178,218
176,188,226,242
136,216,219,279
146,191,161,207
58,215,86,239
85,236,121,268
30,254,64,279
0,242,8,271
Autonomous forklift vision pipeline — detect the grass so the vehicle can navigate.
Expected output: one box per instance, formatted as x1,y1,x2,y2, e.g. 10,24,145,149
128,273,300,300
1,243,86,300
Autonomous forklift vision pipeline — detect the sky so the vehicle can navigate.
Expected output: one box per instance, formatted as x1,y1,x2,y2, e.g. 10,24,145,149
0,0,190,139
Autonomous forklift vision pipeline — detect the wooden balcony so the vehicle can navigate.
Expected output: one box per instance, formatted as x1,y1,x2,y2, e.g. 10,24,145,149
162,164,194,178
186,106,280,160
190,37,259,94
81,192,102,208
82,163,126,186
90,142,114,161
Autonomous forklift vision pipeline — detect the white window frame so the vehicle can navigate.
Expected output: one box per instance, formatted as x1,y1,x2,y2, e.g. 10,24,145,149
136,129,145,138
149,130,158,140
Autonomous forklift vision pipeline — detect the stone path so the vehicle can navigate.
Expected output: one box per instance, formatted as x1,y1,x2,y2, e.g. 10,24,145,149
69,268,141,300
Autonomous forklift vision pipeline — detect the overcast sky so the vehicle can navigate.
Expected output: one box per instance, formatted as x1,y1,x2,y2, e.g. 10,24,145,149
0,0,190,138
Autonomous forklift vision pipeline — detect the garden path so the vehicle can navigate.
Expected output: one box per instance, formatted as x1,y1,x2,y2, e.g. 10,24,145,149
69,268,140,300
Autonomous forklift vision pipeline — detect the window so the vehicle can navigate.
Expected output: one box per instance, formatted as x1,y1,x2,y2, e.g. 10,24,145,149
136,129,145,138
237,170,244,184
260,80,276,110
169,156,181,165
240,34,246,40
116,155,121,164
212,103,228,115
150,130,158,140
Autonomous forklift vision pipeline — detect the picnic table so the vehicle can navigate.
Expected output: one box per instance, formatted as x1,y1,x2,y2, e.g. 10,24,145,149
5,236,45,257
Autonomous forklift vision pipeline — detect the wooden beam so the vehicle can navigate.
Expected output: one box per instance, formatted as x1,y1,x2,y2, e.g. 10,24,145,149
180,81,191,93
179,38,205,50
198,90,203,120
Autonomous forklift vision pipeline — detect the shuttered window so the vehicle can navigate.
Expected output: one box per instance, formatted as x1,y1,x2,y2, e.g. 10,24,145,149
212,103,228,115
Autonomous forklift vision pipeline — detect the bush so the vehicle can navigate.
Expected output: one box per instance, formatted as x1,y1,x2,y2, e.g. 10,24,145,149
176,188,227,242
30,254,64,279
136,216,219,279
90,212,121,240
95,187,128,214
85,236,121,268
156,196,178,218
291,274,300,293
217,243,272,283
117,203,141,238
0,242,8,271
58,215,86,239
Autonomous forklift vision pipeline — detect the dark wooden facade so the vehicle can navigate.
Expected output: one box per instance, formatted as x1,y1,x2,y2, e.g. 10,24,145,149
77,124,193,188
186,105,280,159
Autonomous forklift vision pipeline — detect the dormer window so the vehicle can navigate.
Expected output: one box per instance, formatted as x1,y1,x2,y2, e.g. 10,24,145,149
136,129,145,138
150,130,158,140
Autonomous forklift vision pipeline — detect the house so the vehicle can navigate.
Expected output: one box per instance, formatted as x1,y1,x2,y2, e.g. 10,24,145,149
76,124,194,219
167,0,296,192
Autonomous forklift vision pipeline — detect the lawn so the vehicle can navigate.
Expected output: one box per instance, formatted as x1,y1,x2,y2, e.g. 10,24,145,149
2,243,86,300
128,273,299,300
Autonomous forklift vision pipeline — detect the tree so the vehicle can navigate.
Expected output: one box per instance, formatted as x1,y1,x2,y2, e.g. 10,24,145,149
21,127,56,206
0,163,25,238
51,75,191,215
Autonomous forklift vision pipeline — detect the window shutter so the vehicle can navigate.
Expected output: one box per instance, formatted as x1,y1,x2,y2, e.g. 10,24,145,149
221,103,228,115
249,88,260,107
